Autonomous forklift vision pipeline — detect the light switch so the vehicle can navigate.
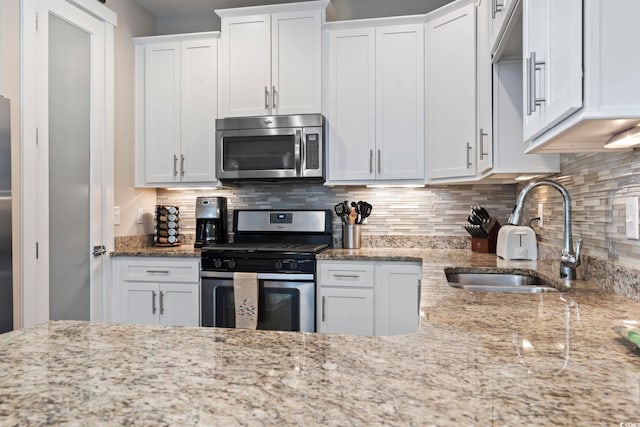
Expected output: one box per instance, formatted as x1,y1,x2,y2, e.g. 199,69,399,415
626,196,639,240
114,206,120,226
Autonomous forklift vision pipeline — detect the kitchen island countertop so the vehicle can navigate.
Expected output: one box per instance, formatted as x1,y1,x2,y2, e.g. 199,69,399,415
2,248,639,425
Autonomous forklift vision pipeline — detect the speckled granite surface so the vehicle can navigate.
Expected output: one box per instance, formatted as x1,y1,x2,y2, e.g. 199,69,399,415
1,249,639,425
111,245,200,257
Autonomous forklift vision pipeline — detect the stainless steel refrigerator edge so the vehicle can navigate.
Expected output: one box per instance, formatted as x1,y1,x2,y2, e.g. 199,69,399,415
0,96,13,333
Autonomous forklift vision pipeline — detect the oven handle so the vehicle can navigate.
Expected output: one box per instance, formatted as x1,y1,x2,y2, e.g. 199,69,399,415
201,271,315,281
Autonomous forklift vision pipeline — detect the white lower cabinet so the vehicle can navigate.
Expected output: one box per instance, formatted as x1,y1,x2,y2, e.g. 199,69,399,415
114,257,200,327
317,260,421,336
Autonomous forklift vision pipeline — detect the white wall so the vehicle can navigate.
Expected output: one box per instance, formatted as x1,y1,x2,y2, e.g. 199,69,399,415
107,0,158,237
0,0,21,329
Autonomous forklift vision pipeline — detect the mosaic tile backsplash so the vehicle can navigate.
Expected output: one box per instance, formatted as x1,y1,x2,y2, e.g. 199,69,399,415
156,184,518,247
517,149,640,268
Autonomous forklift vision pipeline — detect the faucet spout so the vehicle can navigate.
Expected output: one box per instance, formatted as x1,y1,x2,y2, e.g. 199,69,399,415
509,179,582,280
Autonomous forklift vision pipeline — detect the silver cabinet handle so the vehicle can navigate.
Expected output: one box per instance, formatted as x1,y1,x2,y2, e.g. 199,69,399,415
272,85,277,109
417,280,421,316
322,296,326,322
159,291,165,315
492,0,505,18
333,274,360,279
146,270,169,274
264,86,270,110
369,149,374,174
173,154,178,176
377,149,381,174
180,154,185,177
152,290,157,314
479,128,489,160
527,52,546,115
466,142,472,168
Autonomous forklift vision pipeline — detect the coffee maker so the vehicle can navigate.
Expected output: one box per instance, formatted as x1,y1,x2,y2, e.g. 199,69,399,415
194,197,228,248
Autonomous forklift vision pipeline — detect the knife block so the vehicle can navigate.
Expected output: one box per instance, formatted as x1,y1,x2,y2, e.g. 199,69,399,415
470,218,501,253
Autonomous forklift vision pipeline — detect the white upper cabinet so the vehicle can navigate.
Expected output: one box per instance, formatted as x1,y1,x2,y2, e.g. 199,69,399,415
134,33,219,187
426,1,477,180
489,0,518,54
218,1,327,118
522,0,640,153
326,18,425,184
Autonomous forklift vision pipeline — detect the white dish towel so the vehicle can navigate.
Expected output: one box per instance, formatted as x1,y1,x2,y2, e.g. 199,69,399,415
233,272,258,329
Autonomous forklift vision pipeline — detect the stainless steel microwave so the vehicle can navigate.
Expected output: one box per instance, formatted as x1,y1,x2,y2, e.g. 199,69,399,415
215,114,325,181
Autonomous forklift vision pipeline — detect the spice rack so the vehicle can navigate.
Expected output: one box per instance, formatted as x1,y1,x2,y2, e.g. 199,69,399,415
155,205,181,247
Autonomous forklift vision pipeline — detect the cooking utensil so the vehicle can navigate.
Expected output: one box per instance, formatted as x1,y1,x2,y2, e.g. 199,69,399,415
351,202,361,224
348,207,357,225
357,201,372,223
334,202,348,225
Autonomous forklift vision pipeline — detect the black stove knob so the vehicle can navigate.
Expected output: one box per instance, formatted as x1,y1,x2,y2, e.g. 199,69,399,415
227,259,237,270
275,260,284,270
289,260,298,270
213,258,223,269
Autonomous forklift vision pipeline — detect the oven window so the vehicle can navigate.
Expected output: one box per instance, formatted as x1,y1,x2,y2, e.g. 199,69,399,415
215,286,300,331
222,135,296,171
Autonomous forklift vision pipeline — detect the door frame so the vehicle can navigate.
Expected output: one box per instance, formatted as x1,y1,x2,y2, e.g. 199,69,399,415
20,0,116,326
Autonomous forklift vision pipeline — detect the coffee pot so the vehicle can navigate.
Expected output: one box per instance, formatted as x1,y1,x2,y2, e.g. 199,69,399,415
194,197,228,248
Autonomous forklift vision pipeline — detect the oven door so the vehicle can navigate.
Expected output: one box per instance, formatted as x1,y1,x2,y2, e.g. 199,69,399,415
201,272,315,332
216,128,301,179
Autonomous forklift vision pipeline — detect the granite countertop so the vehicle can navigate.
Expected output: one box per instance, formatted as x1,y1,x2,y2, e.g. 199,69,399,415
111,246,200,257
2,248,640,425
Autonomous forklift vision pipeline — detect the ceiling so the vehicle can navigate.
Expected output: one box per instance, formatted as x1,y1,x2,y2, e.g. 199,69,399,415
132,0,313,16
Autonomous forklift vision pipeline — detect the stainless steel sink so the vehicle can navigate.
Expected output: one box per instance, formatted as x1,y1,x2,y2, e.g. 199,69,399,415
446,271,559,293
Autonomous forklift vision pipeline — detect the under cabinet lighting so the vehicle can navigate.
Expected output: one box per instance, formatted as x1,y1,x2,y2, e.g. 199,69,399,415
365,184,425,189
604,125,640,149
515,174,543,182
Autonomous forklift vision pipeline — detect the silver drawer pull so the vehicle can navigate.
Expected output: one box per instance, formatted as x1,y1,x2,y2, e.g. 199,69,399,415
333,274,360,279
146,270,170,274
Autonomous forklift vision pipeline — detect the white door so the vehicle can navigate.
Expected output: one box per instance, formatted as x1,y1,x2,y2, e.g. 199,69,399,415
159,283,199,327
144,42,181,184
375,24,424,180
219,14,271,117
271,10,322,115
21,0,115,324
326,27,376,182
318,287,374,336
426,3,477,179
522,0,546,141
121,283,159,325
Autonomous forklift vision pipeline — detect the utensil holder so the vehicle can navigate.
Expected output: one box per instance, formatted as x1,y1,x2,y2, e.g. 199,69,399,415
470,218,501,253
342,224,361,249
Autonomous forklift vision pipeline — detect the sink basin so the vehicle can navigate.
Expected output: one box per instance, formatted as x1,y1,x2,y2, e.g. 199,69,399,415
446,271,559,293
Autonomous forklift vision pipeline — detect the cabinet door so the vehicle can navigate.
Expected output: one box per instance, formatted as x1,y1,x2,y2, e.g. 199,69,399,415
376,264,421,336
159,283,199,327
375,24,425,180
121,282,159,325
144,42,181,183
271,10,322,115
490,0,515,48
426,3,477,179
477,0,493,173
522,0,546,141
326,28,376,182
541,0,582,132
180,38,218,183
220,15,271,117
318,287,374,336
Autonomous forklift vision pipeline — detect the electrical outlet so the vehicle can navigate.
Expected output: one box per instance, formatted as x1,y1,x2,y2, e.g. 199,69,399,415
626,196,639,240
537,203,544,228
114,206,120,226
137,208,144,224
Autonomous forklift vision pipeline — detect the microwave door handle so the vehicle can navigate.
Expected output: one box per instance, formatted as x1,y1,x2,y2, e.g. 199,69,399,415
295,129,302,176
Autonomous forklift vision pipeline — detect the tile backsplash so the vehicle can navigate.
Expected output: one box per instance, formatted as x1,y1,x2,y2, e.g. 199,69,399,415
518,149,640,268
156,183,517,246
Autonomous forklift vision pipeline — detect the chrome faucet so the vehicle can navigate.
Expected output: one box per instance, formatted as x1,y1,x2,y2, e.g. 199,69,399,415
508,179,583,280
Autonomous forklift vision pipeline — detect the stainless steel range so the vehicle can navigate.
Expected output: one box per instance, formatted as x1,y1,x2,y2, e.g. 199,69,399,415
200,209,332,332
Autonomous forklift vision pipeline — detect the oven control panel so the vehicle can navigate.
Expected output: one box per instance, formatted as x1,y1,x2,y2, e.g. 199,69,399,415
201,254,316,274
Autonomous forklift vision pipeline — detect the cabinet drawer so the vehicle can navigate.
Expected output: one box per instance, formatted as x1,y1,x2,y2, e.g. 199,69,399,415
116,258,200,283
318,261,374,288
